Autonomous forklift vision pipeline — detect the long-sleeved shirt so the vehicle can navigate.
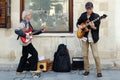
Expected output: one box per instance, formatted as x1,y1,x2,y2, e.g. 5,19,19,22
15,20,42,46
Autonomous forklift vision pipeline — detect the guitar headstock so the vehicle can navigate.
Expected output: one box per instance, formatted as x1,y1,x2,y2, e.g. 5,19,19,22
100,14,107,19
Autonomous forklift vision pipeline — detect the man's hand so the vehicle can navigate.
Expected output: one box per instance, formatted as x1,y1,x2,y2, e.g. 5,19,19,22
41,28,45,32
90,22,96,30
26,33,30,39
78,25,83,30
41,26,47,32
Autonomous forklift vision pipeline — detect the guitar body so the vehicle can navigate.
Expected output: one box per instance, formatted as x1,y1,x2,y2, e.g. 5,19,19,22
77,14,107,38
20,26,47,44
20,28,33,44
77,22,89,38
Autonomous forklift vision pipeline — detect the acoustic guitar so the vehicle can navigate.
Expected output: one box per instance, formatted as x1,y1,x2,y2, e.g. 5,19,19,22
77,14,107,38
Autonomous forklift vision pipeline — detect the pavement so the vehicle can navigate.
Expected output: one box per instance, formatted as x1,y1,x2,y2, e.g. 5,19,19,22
0,69,119,80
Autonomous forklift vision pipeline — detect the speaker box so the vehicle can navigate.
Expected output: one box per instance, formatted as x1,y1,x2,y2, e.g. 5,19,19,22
72,57,84,70
37,59,53,72
37,62,47,72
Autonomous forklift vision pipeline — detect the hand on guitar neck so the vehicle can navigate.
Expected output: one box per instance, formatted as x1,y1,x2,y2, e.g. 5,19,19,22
90,21,97,30
41,26,47,32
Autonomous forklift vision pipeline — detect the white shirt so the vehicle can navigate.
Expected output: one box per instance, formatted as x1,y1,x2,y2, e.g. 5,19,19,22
88,29,94,42
81,15,94,42
81,30,93,43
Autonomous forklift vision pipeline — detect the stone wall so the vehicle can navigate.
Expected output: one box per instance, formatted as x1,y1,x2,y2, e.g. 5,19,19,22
0,0,119,70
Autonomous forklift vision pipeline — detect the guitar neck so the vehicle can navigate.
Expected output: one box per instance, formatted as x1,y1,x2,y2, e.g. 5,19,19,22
84,17,100,27
31,30,41,35
31,28,45,35
92,17,100,23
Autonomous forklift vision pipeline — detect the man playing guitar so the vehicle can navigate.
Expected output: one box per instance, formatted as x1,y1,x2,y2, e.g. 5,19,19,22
15,10,46,74
77,2,102,77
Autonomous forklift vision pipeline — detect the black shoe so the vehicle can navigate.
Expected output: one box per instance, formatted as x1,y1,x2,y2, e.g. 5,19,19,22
97,73,102,77
83,72,90,76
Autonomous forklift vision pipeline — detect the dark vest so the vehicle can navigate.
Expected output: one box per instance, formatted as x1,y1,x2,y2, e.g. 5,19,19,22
77,12,101,43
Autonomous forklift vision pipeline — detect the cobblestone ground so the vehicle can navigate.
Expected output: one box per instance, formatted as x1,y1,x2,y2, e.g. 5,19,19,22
0,70,119,80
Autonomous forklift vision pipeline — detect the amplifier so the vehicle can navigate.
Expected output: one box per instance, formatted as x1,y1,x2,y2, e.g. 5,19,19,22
72,57,84,70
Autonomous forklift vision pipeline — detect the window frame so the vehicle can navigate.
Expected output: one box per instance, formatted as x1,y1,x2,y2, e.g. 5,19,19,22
0,0,11,28
20,0,73,33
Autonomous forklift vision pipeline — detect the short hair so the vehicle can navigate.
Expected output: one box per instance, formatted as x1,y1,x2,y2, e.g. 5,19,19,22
22,10,31,20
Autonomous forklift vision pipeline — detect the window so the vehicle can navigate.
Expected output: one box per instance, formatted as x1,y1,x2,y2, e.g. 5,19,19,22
20,0,73,33
0,0,11,28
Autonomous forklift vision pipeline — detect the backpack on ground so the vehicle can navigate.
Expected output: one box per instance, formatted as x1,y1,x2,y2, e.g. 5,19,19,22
53,44,71,72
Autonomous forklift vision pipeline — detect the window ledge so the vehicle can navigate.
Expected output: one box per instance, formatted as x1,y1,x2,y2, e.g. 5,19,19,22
34,33,75,37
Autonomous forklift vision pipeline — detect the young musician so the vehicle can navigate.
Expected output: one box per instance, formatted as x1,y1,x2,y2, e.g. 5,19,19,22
15,10,45,74
77,2,102,77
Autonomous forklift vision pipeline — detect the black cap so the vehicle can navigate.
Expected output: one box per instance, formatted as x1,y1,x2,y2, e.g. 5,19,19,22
85,2,93,9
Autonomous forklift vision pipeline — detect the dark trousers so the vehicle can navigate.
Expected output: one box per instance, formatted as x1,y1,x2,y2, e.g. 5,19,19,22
17,43,38,72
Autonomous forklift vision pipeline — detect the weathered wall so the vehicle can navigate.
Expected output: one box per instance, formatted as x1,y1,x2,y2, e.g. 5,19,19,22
0,0,119,70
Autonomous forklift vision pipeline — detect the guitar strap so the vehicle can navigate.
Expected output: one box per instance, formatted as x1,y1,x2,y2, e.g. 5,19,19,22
28,22,33,30
17,20,30,40
17,36,19,40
